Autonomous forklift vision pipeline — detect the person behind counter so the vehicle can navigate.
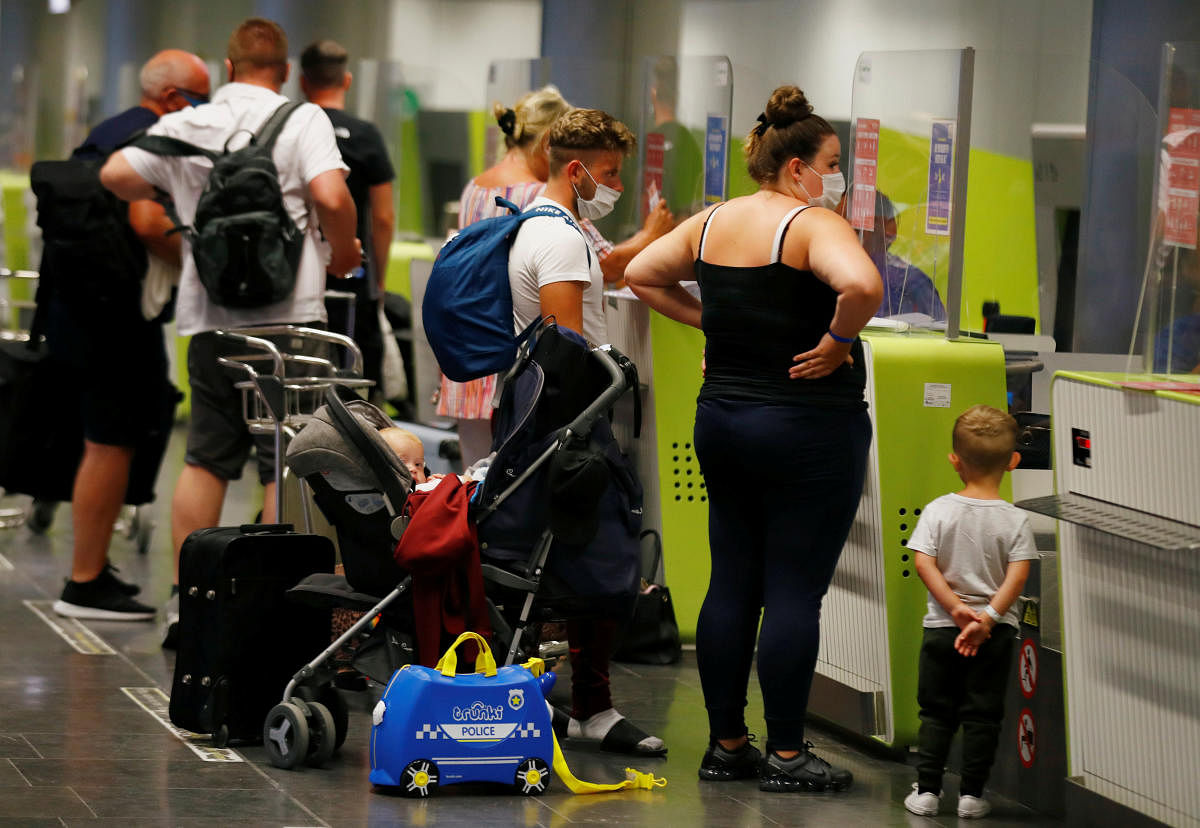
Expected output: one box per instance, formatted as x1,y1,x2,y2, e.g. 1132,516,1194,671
625,84,881,791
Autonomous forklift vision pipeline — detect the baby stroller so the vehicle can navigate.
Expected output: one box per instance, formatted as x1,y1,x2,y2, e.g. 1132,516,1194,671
270,321,643,769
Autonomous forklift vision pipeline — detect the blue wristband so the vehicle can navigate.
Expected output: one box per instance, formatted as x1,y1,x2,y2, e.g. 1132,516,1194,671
828,328,854,344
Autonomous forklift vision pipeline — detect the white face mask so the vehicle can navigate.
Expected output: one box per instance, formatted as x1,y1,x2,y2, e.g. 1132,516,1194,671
573,163,621,221
800,162,845,210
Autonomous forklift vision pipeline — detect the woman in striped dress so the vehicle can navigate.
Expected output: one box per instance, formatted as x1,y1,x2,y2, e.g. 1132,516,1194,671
436,86,571,465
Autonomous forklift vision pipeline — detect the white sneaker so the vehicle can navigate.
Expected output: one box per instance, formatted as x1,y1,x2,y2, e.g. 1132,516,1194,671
904,783,941,816
958,794,992,818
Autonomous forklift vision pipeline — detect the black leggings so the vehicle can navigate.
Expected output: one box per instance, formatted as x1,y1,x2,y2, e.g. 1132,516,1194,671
694,398,871,751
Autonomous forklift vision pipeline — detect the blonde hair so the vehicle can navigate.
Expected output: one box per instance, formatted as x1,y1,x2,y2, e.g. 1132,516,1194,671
952,405,1018,473
744,85,835,184
494,85,570,150
546,108,636,175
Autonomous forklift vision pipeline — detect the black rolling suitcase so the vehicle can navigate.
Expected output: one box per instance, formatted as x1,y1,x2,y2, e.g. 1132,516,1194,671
169,523,335,745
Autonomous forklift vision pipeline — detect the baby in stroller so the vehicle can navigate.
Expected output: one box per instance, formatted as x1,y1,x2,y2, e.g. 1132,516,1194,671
282,321,663,760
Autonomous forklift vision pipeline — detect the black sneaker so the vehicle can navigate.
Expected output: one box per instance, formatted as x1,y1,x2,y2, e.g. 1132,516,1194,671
53,572,156,621
699,734,763,781
104,562,141,596
759,743,853,792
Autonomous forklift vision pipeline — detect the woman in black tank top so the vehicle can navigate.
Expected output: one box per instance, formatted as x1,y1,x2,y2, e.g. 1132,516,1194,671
626,85,882,794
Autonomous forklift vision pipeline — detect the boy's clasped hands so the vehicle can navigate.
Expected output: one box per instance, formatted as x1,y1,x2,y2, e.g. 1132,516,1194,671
950,603,993,657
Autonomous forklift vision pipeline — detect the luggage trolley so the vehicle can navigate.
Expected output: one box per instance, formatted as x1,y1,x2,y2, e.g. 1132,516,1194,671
214,325,374,527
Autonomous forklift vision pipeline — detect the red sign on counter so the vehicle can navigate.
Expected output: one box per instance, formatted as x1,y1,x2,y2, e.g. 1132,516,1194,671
850,118,879,231
642,132,665,222
1163,107,1200,249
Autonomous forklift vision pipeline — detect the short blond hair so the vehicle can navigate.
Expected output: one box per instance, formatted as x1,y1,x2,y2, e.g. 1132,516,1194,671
228,18,288,83
547,108,636,175
952,404,1018,473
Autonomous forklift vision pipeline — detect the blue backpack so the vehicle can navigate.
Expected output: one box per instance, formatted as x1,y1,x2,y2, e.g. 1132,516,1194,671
423,197,589,382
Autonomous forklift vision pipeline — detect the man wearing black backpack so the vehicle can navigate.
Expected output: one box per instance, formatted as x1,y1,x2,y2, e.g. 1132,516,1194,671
44,48,210,622
100,18,361,644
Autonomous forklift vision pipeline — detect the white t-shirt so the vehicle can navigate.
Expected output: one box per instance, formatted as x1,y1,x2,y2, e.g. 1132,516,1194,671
121,83,349,336
907,492,1039,629
508,195,607,344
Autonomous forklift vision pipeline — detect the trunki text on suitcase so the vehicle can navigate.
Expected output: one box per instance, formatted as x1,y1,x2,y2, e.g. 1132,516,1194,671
369,632,556,796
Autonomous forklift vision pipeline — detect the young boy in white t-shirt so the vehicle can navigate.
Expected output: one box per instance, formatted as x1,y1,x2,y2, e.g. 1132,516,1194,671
903,404,1038,819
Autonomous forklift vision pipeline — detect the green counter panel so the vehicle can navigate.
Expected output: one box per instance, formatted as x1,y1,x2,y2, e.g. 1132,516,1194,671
864,332,1008,746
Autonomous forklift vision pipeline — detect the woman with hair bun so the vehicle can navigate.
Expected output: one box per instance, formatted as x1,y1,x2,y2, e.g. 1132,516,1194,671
626,85,882,792
437,86,572,463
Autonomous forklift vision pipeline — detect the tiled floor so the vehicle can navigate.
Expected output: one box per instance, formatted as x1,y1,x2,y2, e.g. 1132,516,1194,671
0,429,1062,826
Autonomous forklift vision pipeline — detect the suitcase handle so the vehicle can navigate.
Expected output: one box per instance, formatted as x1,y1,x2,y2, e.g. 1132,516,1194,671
238,523,294,534
435,631,497,677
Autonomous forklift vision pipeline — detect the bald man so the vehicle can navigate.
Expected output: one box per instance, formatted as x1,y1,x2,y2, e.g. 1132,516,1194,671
49,49,210,622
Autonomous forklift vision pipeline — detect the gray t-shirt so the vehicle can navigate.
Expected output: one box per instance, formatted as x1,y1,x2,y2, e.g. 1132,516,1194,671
908,492,1039,629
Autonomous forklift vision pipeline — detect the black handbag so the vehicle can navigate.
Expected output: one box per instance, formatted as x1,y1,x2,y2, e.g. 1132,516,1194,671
613,530,683,665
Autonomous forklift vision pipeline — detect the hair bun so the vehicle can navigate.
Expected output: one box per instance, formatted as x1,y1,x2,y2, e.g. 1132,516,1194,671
495,106,517,137
765,85,813,129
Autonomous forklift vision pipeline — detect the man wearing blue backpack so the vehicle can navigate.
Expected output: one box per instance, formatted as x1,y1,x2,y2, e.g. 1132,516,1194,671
101,18,362,646
513,108,666,757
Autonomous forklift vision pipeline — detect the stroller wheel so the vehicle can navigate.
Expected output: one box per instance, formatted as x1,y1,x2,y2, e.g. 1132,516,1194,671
318,686,349,750
211,723,229,749
514,757,551,795
305,701,336,768
401,758,439,798
264,702,309,769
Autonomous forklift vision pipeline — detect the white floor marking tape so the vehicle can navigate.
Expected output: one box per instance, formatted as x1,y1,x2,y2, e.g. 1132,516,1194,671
23,600,116,655
122,686,243,763
0,552,14,571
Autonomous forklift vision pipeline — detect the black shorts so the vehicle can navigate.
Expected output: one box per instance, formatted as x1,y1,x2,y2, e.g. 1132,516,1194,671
185,325,327,484
45,298,170,447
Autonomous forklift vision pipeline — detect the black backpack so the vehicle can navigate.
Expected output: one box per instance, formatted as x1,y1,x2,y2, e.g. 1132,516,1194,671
132,101,305,309
30,140,148,311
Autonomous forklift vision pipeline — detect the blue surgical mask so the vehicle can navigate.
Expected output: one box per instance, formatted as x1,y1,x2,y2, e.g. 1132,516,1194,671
177,88,209,107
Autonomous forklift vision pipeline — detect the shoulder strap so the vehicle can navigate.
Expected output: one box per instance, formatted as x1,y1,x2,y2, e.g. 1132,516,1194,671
129,134,217,161
517,203,592,267
771,205,810,264
255,101,305,152
698,202,726,261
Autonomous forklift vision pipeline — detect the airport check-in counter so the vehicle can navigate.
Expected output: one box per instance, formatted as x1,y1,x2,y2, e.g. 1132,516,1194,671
1018,374,1200,828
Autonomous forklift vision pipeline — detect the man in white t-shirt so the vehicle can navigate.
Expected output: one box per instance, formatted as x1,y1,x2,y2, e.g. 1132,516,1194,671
507,108,667,757
101,17,361,645
508,108,636,345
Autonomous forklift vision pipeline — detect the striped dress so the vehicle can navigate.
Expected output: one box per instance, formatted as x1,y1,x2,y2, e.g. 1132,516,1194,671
436,179,546,419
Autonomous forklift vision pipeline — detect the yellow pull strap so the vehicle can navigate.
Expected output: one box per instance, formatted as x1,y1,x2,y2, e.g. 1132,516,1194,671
434,631,498,677
550,732,667,794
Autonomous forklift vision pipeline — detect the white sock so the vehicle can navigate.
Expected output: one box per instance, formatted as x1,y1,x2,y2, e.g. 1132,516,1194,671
568,707,665,752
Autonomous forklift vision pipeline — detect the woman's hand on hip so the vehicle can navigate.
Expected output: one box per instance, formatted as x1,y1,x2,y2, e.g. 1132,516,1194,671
789,334,853,380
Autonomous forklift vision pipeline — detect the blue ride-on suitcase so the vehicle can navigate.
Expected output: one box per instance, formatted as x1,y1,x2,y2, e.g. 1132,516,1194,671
369,632,556,796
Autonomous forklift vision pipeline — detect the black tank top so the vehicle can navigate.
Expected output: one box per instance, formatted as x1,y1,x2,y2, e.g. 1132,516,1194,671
695,204,867,409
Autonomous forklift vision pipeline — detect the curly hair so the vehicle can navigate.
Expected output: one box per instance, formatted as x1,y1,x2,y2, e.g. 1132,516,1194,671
546,108,636,174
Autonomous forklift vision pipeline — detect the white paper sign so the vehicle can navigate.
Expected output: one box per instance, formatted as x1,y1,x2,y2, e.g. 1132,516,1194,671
923,383,952,408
